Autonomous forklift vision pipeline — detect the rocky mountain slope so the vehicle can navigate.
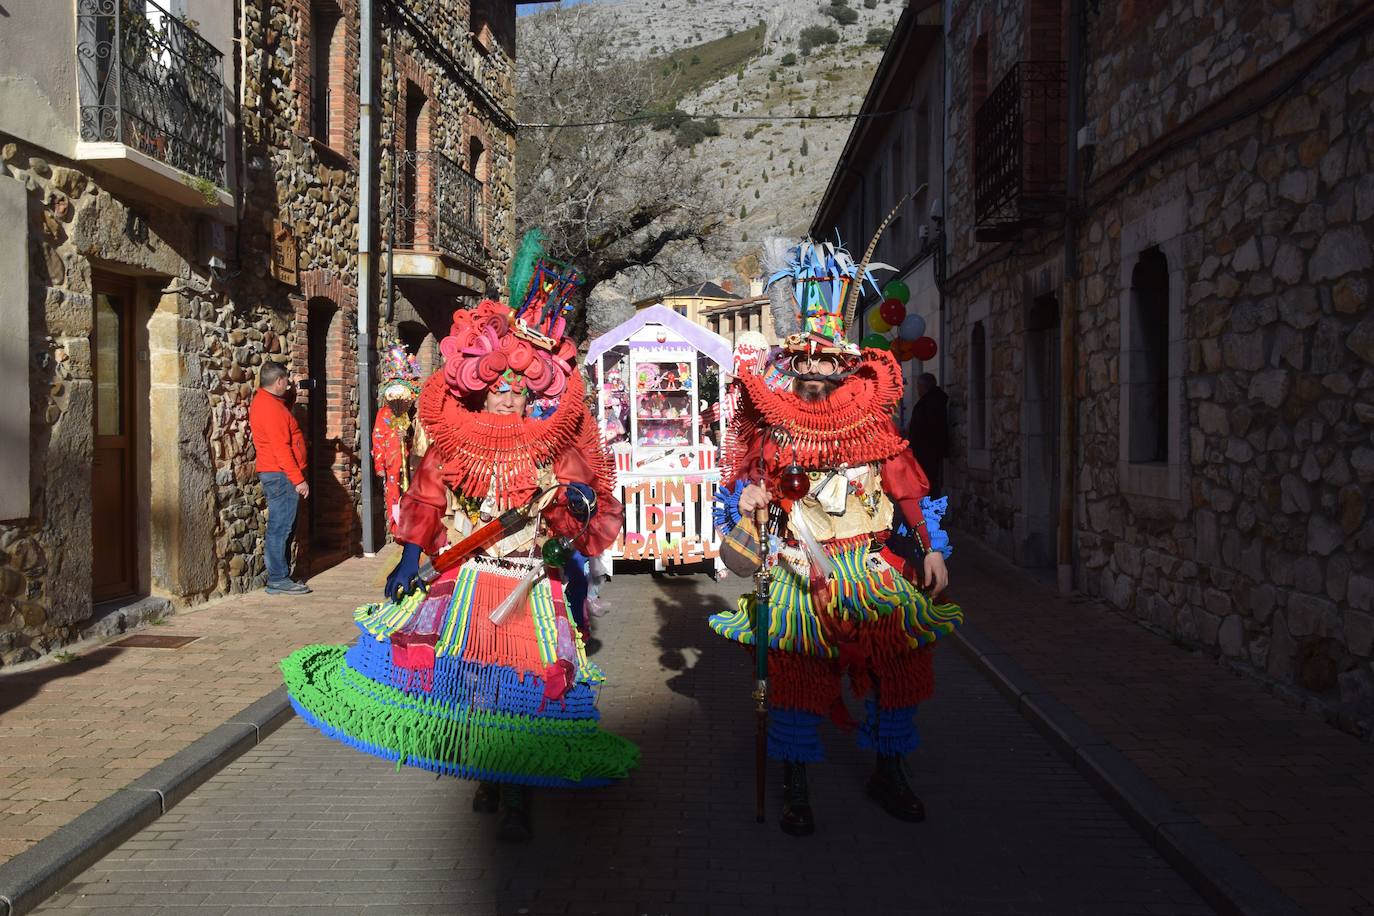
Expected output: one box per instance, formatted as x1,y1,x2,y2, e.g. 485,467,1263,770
519,0,901,301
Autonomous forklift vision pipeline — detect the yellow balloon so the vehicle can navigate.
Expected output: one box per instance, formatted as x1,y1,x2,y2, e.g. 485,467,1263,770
868,312,892,333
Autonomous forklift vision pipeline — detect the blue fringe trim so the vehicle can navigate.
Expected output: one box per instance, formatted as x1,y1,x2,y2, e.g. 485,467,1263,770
288,695,613,788
344,635,600,721
855,700,921,756
713,480,745,536
767,708,825,762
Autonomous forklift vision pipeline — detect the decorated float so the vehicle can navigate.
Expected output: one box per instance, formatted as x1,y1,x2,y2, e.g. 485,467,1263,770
585,304,732,571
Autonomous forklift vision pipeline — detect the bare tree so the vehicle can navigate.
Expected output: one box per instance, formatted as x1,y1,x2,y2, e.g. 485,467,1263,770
516,5,727,334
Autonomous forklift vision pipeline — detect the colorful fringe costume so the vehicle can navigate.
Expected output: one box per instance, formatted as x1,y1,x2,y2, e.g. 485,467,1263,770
284,239,638,788
710,236,963,767
372,343,423,534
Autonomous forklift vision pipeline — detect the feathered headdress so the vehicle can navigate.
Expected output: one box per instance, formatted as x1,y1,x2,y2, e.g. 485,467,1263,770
436,229,583,402
377,343,422,403
764,236,890,352
506,229,583,351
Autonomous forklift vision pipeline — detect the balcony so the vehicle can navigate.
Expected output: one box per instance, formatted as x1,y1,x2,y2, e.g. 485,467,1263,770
973,61,1067,241
388,149,487,292
76,0,231,212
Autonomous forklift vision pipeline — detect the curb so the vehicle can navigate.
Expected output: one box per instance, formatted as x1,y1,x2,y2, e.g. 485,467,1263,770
953,621,1304,916
0,687,294,916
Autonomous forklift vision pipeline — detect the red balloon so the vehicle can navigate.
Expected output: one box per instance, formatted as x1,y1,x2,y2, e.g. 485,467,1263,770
911,336,938,361
878,298,906,327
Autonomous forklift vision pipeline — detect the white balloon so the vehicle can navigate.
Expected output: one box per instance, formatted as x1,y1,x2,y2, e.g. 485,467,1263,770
898,314,926,340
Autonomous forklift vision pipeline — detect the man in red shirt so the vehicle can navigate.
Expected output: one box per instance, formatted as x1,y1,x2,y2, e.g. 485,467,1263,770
249,361,312,595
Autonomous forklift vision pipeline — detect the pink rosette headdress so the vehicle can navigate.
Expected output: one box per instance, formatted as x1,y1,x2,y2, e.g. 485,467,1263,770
438,230,583,404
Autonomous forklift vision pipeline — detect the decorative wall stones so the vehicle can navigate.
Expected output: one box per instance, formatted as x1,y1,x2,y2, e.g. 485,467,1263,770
0,1,519,666
944,0,1374,735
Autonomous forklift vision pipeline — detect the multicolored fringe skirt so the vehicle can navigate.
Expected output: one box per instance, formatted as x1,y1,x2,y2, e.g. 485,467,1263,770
282,557,639,787
708,539,963,657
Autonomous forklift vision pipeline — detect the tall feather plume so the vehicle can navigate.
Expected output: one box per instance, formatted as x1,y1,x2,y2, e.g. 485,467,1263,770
762,237,800,338
842,195,908,334
506,229,545,309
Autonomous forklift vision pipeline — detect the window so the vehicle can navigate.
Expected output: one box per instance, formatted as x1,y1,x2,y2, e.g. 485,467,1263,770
402,81,430,246
889,136,905,254
468,135,487,246
1028,0,1063,61
914,96,930,193
310,1,343,144
970,33,989,174
471,0,494,53
1127,247,1170,464
970,321,988,451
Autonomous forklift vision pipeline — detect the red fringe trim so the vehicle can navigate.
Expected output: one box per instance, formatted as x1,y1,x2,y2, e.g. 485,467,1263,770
725,350,909,480
762,611,935,715
417,369,596,501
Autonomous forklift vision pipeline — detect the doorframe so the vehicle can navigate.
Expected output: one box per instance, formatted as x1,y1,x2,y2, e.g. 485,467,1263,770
91,270,140,602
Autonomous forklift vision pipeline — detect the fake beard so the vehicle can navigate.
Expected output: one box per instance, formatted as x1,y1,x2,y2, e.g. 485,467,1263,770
797,380,838,402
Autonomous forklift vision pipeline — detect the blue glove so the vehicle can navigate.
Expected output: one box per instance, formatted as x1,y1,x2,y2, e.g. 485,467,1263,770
565,483,598,522
385,543,423,601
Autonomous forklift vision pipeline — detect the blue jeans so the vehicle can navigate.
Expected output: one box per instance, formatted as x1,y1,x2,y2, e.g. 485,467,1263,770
260,472,300,584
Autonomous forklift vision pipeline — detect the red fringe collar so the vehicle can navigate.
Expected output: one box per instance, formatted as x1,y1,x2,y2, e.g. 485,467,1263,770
416,369,586,499
730,350,907,472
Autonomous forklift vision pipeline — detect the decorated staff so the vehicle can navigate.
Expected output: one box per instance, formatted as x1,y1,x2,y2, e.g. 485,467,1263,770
710,230,962,837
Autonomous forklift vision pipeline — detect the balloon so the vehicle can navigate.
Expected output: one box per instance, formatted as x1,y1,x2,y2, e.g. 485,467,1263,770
868,311,892,333
882,280,910,304
878,298,906,326
911,336,938,361
861,333,891,350
898,313,926,341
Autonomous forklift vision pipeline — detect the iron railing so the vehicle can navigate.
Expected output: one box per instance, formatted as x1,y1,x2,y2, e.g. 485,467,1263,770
77,0,227,188
973,61,1067,227
393,149,485,267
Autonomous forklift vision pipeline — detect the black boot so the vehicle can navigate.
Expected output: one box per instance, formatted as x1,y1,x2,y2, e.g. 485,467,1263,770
472,780,499,814
496,784,532,842
867,755,925,822
780,761,815,837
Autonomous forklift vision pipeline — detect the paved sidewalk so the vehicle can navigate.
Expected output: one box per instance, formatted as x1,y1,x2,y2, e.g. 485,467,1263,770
32,572,1209,915
0,560,379,863
950,537,1374,916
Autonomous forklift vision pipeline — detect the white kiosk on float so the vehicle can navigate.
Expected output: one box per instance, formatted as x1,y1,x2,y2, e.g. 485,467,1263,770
584,304,731,571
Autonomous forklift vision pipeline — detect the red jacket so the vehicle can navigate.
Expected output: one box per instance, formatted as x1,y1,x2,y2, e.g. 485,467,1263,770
250,389,307,485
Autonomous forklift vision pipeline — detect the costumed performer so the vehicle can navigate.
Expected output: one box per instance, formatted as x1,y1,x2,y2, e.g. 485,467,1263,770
710,235,963,836
371,341,424,535
283,232,638,843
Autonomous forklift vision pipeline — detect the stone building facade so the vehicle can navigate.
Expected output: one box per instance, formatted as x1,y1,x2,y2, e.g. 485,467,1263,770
941,0,1374,733
0,0,522,667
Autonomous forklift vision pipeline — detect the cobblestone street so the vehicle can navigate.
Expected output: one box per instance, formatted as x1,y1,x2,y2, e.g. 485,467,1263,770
33,571,1208,915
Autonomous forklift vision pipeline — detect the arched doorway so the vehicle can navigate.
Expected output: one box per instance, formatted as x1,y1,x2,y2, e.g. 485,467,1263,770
304,297,349,571
1021,293,1061,568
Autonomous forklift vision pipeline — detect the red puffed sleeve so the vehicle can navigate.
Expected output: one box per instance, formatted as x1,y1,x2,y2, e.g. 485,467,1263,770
544,448,624,556
880,431,931,536
393,446,450,556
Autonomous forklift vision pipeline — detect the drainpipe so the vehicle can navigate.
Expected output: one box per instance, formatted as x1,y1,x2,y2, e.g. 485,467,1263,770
1058,0,1084,594
357,0,377,555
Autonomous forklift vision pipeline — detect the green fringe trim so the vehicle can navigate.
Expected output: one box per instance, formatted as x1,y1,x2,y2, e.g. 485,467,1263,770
281,645,639,784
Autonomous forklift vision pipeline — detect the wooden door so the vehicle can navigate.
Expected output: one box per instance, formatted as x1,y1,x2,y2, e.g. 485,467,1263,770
91,274,137,601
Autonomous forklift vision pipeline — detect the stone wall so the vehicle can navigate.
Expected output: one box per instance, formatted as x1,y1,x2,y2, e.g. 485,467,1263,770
1,0,522,665
0,139,238,666
943,0,1374,734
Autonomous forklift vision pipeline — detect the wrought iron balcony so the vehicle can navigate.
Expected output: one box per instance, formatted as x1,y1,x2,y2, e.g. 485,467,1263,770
77,0,227,190
973,61,1067,232
393,149,485,269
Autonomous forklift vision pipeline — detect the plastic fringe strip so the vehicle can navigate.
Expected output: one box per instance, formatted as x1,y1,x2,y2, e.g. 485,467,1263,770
855,700,921,756
282,645,637,786
707,542,963,655
766,708,826,762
